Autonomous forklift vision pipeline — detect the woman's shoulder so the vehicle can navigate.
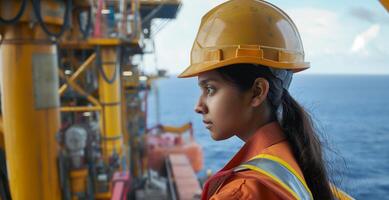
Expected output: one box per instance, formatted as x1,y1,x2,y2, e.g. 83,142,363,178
209,170,292,200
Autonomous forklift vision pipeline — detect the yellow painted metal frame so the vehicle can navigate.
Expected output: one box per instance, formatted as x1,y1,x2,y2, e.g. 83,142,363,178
59,70,101,107
59,53,96,95
0,30,62,200
88,38,122,46
57,36,125,198
0,0,183,199
0,1,67,199
60,106,101,112
59,41,94,50
97,44,123,161
58,53,102,113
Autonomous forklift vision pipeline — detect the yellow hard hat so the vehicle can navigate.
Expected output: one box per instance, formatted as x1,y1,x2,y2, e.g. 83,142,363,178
178,0,310,78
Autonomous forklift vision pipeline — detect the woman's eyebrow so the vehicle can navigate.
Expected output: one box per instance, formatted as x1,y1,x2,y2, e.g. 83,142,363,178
198,78,217,87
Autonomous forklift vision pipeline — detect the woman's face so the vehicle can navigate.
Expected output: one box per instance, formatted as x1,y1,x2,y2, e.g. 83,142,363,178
195,70,254,140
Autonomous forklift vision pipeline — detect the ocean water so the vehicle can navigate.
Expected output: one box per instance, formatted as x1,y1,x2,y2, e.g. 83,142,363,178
147,74,389,199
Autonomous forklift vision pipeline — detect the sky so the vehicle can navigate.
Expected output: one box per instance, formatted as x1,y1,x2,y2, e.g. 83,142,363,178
141,0,389,75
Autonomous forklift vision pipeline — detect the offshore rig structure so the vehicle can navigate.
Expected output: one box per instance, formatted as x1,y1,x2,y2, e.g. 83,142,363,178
1,0,388,200
0,0,203,200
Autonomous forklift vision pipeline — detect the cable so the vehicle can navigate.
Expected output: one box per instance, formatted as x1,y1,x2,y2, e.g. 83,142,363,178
150,19,170,38
142,3,164,26
0,0,27,25
96,46,118,84
58,151,71,200
31,0,72,38
0,149,11,200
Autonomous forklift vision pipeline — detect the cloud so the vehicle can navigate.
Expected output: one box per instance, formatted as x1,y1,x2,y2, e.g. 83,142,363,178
288,8,339,37
350,24,380,54
349,7,376,23
285,7,388,74
349,6,389,25
286,7,344,57
207,0,228,7
147,2,389,75
149,0,227,75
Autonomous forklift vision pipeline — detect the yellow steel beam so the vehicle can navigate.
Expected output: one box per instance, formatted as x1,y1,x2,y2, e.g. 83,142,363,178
59,40,94,50
58,69,102,107
60,106,101,112
59,53,96,95
88,38,121,46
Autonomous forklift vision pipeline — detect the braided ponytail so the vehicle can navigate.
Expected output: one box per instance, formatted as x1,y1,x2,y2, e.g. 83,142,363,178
280,89,334,199
217,64,335,199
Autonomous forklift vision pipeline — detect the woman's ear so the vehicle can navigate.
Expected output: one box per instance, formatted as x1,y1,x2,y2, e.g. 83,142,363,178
251,78,269,107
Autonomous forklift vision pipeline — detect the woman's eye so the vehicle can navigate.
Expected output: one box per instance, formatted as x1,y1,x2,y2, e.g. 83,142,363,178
206,87,216,95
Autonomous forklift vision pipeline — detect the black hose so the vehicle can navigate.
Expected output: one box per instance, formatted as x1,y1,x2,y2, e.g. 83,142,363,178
96,47,118,84
0,0,27,25
58,151,71,200
98,59,118,84
0,149,11,200
31,0,72,38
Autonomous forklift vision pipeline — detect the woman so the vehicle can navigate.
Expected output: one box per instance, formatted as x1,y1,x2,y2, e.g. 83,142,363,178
178,0,353,199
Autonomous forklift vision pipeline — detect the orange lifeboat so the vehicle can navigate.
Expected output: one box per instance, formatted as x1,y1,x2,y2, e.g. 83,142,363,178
146,123,203,173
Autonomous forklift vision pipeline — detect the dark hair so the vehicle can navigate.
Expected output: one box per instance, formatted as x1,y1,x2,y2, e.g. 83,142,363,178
216,64,335,200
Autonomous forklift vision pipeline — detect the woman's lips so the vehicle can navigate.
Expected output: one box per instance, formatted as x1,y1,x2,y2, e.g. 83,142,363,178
203,120,213,129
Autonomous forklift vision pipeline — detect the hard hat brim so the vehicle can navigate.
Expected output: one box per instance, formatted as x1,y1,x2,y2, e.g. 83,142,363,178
178,57,310,78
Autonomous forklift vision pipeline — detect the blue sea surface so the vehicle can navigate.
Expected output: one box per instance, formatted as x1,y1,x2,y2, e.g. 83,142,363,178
147,75,389,199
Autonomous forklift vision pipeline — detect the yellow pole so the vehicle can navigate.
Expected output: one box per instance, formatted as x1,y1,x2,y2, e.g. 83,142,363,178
97,44,123,161
0,25,61,200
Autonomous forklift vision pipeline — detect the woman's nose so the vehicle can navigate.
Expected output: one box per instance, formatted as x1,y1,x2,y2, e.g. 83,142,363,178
194,98,207,114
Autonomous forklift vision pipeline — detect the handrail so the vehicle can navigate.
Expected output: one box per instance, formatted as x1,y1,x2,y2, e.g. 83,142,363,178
147,123,193,135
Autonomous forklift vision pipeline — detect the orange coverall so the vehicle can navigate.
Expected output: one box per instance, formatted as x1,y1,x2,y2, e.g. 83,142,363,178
202,122,307,200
